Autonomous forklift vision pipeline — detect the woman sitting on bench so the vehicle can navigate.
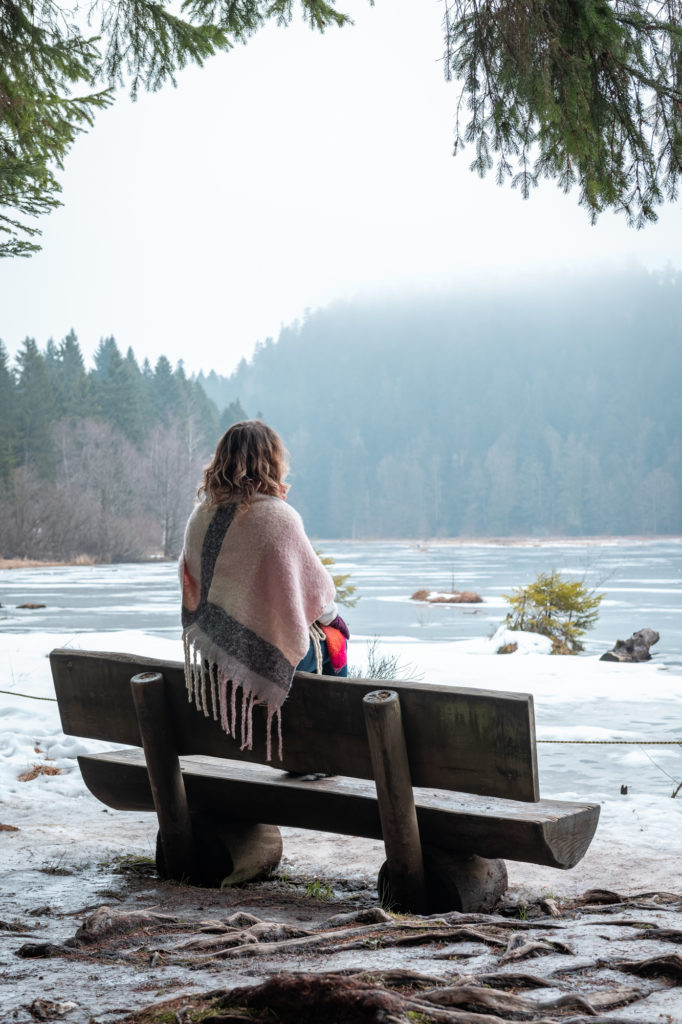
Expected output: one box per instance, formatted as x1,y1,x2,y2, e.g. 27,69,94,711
180,419,349,759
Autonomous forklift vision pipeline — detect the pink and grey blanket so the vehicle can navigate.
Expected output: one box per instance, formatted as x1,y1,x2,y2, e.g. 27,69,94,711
180,494,335,759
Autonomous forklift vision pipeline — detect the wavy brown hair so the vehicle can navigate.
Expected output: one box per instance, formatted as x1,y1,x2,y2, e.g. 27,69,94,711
199,420,289,506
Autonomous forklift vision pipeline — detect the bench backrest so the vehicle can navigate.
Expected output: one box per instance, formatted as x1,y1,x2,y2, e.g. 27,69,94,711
50,648,540,802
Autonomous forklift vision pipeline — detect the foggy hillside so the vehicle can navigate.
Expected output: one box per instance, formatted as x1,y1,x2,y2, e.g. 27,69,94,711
199,269,682,538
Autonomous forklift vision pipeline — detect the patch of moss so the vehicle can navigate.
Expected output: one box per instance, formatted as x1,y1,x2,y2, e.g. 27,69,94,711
110,854,158,876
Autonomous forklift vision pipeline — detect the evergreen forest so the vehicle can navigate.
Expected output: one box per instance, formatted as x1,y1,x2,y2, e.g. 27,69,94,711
0,334,218,560
1,269,680,560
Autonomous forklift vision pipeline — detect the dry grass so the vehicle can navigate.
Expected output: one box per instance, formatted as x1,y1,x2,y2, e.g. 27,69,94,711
18,764,62,782
411,588,483,603
0,554,96,570
0,559,67,570
497,642,519,655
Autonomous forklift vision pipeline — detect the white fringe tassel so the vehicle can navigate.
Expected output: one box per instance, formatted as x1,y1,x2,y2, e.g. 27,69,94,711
182,634,284,761
183,633,193,703
209,662,219,720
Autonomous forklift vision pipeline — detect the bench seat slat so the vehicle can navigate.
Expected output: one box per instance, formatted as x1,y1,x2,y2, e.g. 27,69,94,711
78,748,599,870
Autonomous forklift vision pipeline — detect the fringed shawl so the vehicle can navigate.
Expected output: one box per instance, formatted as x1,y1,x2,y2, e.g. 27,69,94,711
180,494,335,760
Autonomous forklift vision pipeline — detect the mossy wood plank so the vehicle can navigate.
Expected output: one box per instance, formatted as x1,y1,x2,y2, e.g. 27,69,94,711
52,648,539,801
78,749,599,869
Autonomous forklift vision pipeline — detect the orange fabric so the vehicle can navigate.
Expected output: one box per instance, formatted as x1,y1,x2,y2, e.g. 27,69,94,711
320,624,347,671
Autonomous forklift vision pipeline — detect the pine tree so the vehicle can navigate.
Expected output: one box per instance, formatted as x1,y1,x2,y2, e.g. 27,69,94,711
92,336,123,416
186,377,219,447
116,349,146,445
55,329,90,419
316,549,359,608
172,360,219,463
150,355,182,426
219,398,248,433
124,347,152,440
91,336,145,443
92,336,119,380
13,337,57,476
45,337,59,371
0,341,17,478
503,571,603,654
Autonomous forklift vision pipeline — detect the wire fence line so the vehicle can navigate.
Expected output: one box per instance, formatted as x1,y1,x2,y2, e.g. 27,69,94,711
0,688,57,702
1,688,680,747
537,739,681,745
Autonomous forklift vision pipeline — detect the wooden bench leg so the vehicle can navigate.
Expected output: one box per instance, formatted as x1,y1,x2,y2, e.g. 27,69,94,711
423,848,508,913
377,849,507,914
363,689,428,914
130,671,196,882
132,671,282,888
161,816,283,889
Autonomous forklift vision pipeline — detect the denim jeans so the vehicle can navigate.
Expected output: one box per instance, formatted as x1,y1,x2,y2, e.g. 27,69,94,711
296,635,348,677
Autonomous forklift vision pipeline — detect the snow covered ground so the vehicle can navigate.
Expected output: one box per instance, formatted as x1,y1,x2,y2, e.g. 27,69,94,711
2,538,681,905
1,624,680,901
2,544,680,1024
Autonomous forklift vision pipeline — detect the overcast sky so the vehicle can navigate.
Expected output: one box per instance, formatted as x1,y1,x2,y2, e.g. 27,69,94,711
2,0,681,377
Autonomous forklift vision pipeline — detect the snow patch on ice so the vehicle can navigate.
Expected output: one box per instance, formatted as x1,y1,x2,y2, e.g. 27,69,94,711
469,625,554,655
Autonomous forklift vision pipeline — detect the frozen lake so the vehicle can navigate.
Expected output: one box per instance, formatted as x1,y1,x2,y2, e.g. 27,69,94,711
1,538,681,804
2,538,682,659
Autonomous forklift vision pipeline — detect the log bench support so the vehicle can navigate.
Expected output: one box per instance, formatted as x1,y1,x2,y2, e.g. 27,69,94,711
364,688,507,914
363,689,428,913
131,671,282,888
130,671,195,882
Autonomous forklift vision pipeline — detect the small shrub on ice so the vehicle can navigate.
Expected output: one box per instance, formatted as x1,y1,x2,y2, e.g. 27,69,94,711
503,571,603,654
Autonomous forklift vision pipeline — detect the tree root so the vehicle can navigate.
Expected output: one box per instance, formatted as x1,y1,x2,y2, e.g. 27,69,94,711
31,893,681,1023
614,952,682,979
499,933,573,963
190,971,645,1024
186,916,546,966
69,905,179,945
189,919,399,964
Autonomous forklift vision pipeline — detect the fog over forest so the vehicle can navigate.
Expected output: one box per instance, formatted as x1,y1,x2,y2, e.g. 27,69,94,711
200,269,681,540
1,269,679,561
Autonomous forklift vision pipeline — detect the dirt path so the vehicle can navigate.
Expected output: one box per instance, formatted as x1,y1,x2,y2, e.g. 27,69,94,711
3,816,682,1024
7,868,682,1024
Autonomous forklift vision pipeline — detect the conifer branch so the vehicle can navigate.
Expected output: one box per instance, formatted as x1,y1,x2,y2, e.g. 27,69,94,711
3,0,682,255
444,0,682,225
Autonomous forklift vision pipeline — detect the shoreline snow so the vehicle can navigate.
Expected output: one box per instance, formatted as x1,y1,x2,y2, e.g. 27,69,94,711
1,535,681,576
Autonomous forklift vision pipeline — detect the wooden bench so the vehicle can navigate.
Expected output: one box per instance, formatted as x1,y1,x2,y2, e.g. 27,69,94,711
50,648,600,913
